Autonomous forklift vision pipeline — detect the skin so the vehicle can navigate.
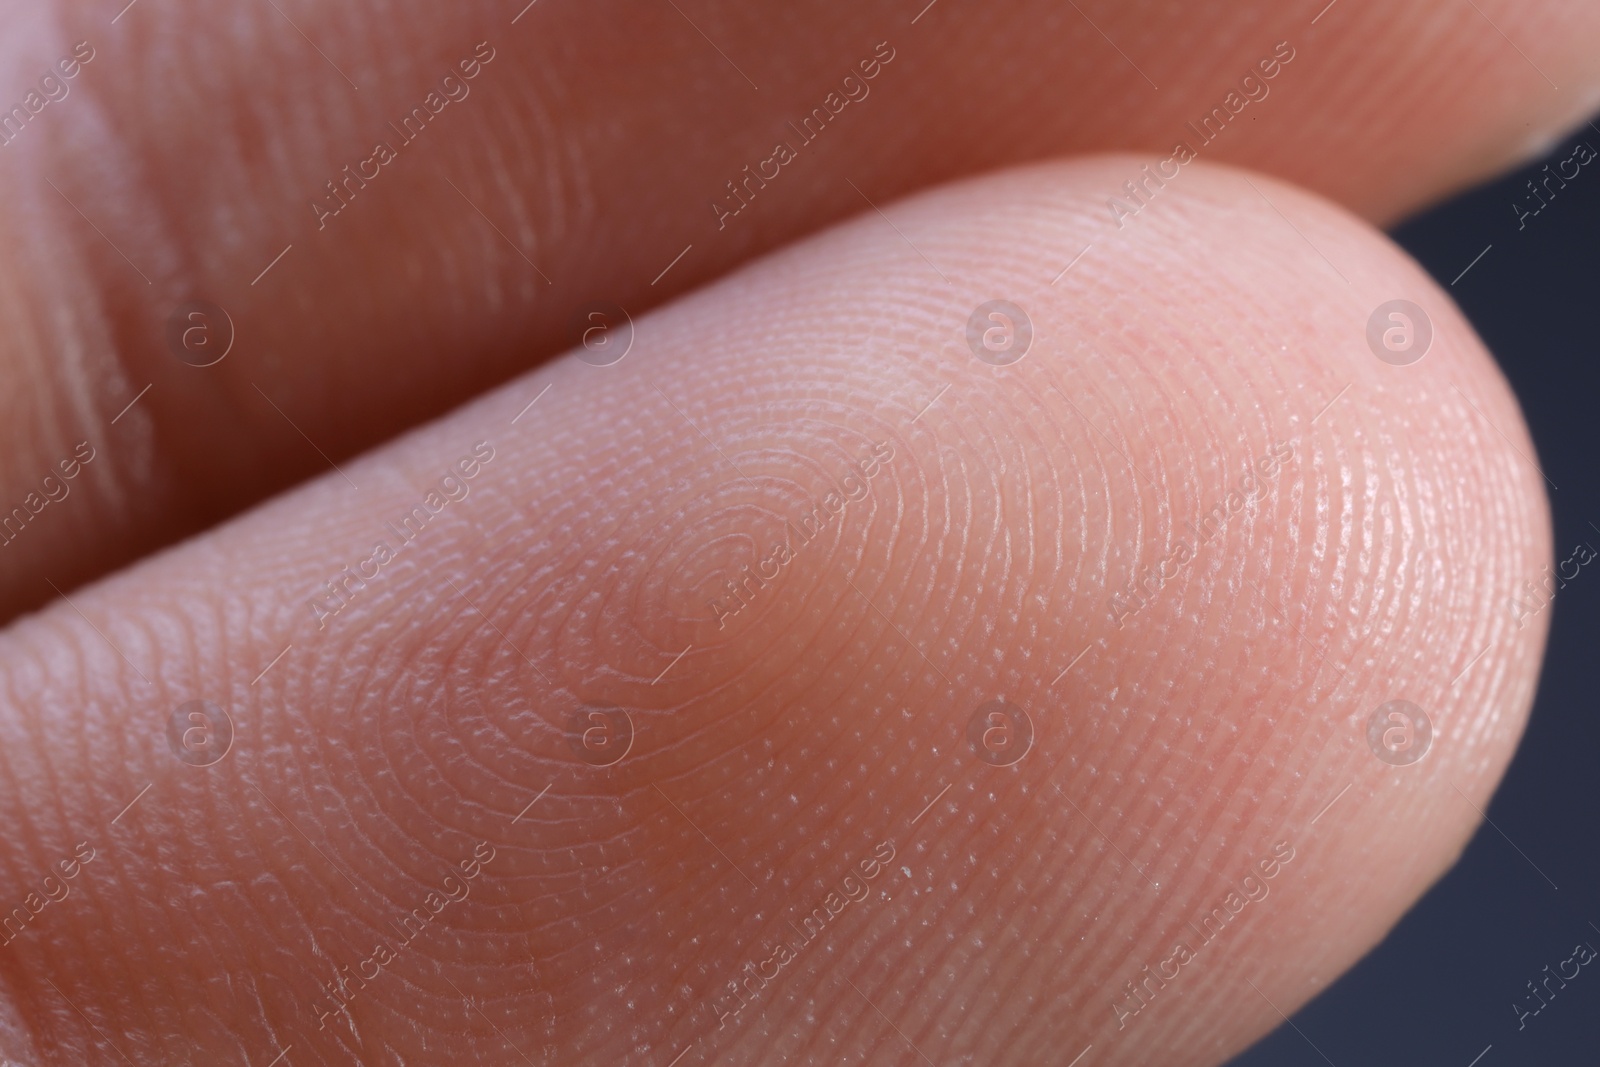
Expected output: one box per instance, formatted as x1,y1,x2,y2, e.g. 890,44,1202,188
0,0,1594,618
0,0,1575,1063
0,159,1551,1063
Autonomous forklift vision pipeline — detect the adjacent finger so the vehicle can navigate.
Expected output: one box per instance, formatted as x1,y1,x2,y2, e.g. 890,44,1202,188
0,0,1591,617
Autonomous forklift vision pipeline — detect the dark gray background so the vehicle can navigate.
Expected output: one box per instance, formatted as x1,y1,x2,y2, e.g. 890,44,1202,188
1227,118,1600,1067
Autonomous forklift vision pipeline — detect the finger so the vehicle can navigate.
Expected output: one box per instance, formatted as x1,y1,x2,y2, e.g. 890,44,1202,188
0,157,1549,1065
0,0,1590,619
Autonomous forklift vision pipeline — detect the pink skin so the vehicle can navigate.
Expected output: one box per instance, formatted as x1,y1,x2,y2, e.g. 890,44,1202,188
0,0,1593,618
0,160,1549,1064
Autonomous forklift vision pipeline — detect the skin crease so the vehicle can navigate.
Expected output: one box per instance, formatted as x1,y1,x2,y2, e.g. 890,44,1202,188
0,0,1595,618
0,160,1549,1063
